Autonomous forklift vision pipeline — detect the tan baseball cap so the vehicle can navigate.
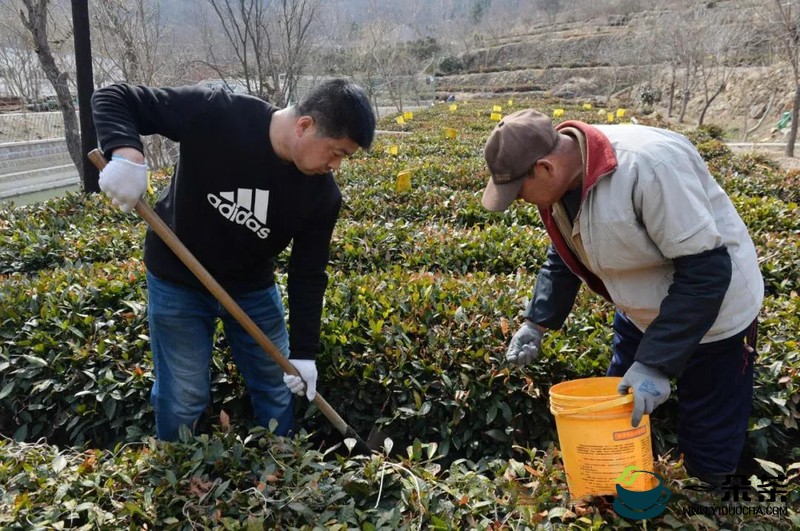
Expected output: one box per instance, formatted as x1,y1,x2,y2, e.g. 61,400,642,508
482,109,559,211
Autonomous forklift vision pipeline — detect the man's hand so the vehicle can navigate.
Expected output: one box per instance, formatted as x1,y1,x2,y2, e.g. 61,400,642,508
283,359,317,401
618,361,670,427
99,155,148,212
506,321,544,367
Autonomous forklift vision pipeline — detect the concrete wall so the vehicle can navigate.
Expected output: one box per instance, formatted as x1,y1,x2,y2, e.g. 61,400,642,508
0,138,72,175
0,138,79,202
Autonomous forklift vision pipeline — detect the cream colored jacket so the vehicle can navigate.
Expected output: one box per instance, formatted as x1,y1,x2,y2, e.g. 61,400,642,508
577,124,763,341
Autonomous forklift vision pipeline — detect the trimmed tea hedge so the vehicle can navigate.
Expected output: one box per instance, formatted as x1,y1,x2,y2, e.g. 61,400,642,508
1,99,798,528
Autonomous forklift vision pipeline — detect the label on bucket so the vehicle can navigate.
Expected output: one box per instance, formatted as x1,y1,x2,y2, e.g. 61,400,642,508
557,417,655,498
613,426,648,441
570,439,654,496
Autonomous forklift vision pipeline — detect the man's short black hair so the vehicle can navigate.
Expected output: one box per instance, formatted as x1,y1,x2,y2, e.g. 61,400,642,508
295,78,376,149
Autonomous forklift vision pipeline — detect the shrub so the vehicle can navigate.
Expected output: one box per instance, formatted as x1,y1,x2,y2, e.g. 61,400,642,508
0,261,151,446
438,56,466,75
2,429,797,529
1,98,798,528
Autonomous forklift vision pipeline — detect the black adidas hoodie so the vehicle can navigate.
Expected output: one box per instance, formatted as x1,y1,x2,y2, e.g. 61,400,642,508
92,83,341,361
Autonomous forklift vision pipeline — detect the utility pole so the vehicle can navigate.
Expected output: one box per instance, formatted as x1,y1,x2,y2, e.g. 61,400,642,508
71,0,99,192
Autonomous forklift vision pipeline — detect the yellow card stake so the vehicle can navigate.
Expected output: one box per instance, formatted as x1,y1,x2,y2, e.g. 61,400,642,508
444,127,458,139
553,108,565,118
490,112,502,121
616,108,626,118
396,116,405,125
607,112,615,123
395,170,412,193
403,111,414,120
492,105,503,112
449,103,458,111
387,145,399,156
583,103,593,110
507,99,514,107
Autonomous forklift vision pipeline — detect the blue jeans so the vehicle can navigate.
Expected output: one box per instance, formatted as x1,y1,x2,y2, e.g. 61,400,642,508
146,271,294,441
608,311,758,478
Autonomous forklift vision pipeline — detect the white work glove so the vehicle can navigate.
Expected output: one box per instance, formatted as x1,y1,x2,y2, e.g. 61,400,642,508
506,321,544,367
98,156,148,212
283,359,317,401
618,361,671,427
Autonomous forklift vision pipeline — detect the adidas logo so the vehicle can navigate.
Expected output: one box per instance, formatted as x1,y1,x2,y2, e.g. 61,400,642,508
207,188,271,239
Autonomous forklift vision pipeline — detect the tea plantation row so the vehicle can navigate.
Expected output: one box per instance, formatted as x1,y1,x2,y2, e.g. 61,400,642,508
1,100,798,529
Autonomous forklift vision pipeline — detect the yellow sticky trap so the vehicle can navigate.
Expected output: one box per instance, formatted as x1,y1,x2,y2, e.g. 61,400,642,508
146,172,154,195
490,112,502,121
449,103,458,111
616,108,626,118
444,127,457,139
387,145,399,156
492,105,503,112
607,112,615,123
395,116,405,125
553,108,565,118
582,103,593,110
403,111,414,120
395,170,412,193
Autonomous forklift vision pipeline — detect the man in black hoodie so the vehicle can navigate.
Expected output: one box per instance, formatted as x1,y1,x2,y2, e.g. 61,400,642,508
92,78,375,440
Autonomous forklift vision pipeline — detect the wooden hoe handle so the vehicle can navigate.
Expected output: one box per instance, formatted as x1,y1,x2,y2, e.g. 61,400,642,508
88,149,367,448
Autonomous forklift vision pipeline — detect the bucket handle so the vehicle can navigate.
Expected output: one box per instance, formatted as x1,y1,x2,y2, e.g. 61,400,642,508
553,393,634,416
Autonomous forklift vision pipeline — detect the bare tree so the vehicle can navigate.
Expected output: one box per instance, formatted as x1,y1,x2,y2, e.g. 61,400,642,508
601,30,641,106
670,7,702,123
536,0,563,24
204,0,320,106
763,0,800,156
18,0,82,174
90,0,191,168
694,7,754,126
91,0,185,86
647,2,724,123
274,0,320,103
318,23,383,118
0,8,46,103
362,17,415,113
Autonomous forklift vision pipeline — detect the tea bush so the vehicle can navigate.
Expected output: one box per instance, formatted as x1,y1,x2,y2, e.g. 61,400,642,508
1,99,798,528
2,429,797,529
0,193,143,274
0,261,151,446
330,220,550,274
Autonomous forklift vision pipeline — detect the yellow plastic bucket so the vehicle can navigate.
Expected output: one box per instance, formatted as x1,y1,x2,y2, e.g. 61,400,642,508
549,377,655,498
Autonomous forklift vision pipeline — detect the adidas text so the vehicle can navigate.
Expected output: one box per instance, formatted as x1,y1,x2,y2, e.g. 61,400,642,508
207,192,271,239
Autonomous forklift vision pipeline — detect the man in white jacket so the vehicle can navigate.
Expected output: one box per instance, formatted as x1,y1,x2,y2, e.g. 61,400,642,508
482,109,763,486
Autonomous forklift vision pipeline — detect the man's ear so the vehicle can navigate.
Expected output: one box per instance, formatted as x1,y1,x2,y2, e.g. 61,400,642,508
295,115,315,136
535,158,554,179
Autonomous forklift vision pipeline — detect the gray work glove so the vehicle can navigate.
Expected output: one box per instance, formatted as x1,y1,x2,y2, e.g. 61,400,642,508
618,361,671,427
506,321,544,367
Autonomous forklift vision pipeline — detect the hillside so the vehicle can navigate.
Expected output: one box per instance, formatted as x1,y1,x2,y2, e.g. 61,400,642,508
434,0,791,144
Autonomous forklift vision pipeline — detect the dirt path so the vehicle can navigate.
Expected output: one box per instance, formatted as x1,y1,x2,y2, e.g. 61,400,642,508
727,143,800,172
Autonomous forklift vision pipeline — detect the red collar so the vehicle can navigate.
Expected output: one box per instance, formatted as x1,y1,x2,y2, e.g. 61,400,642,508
556,120,617,199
